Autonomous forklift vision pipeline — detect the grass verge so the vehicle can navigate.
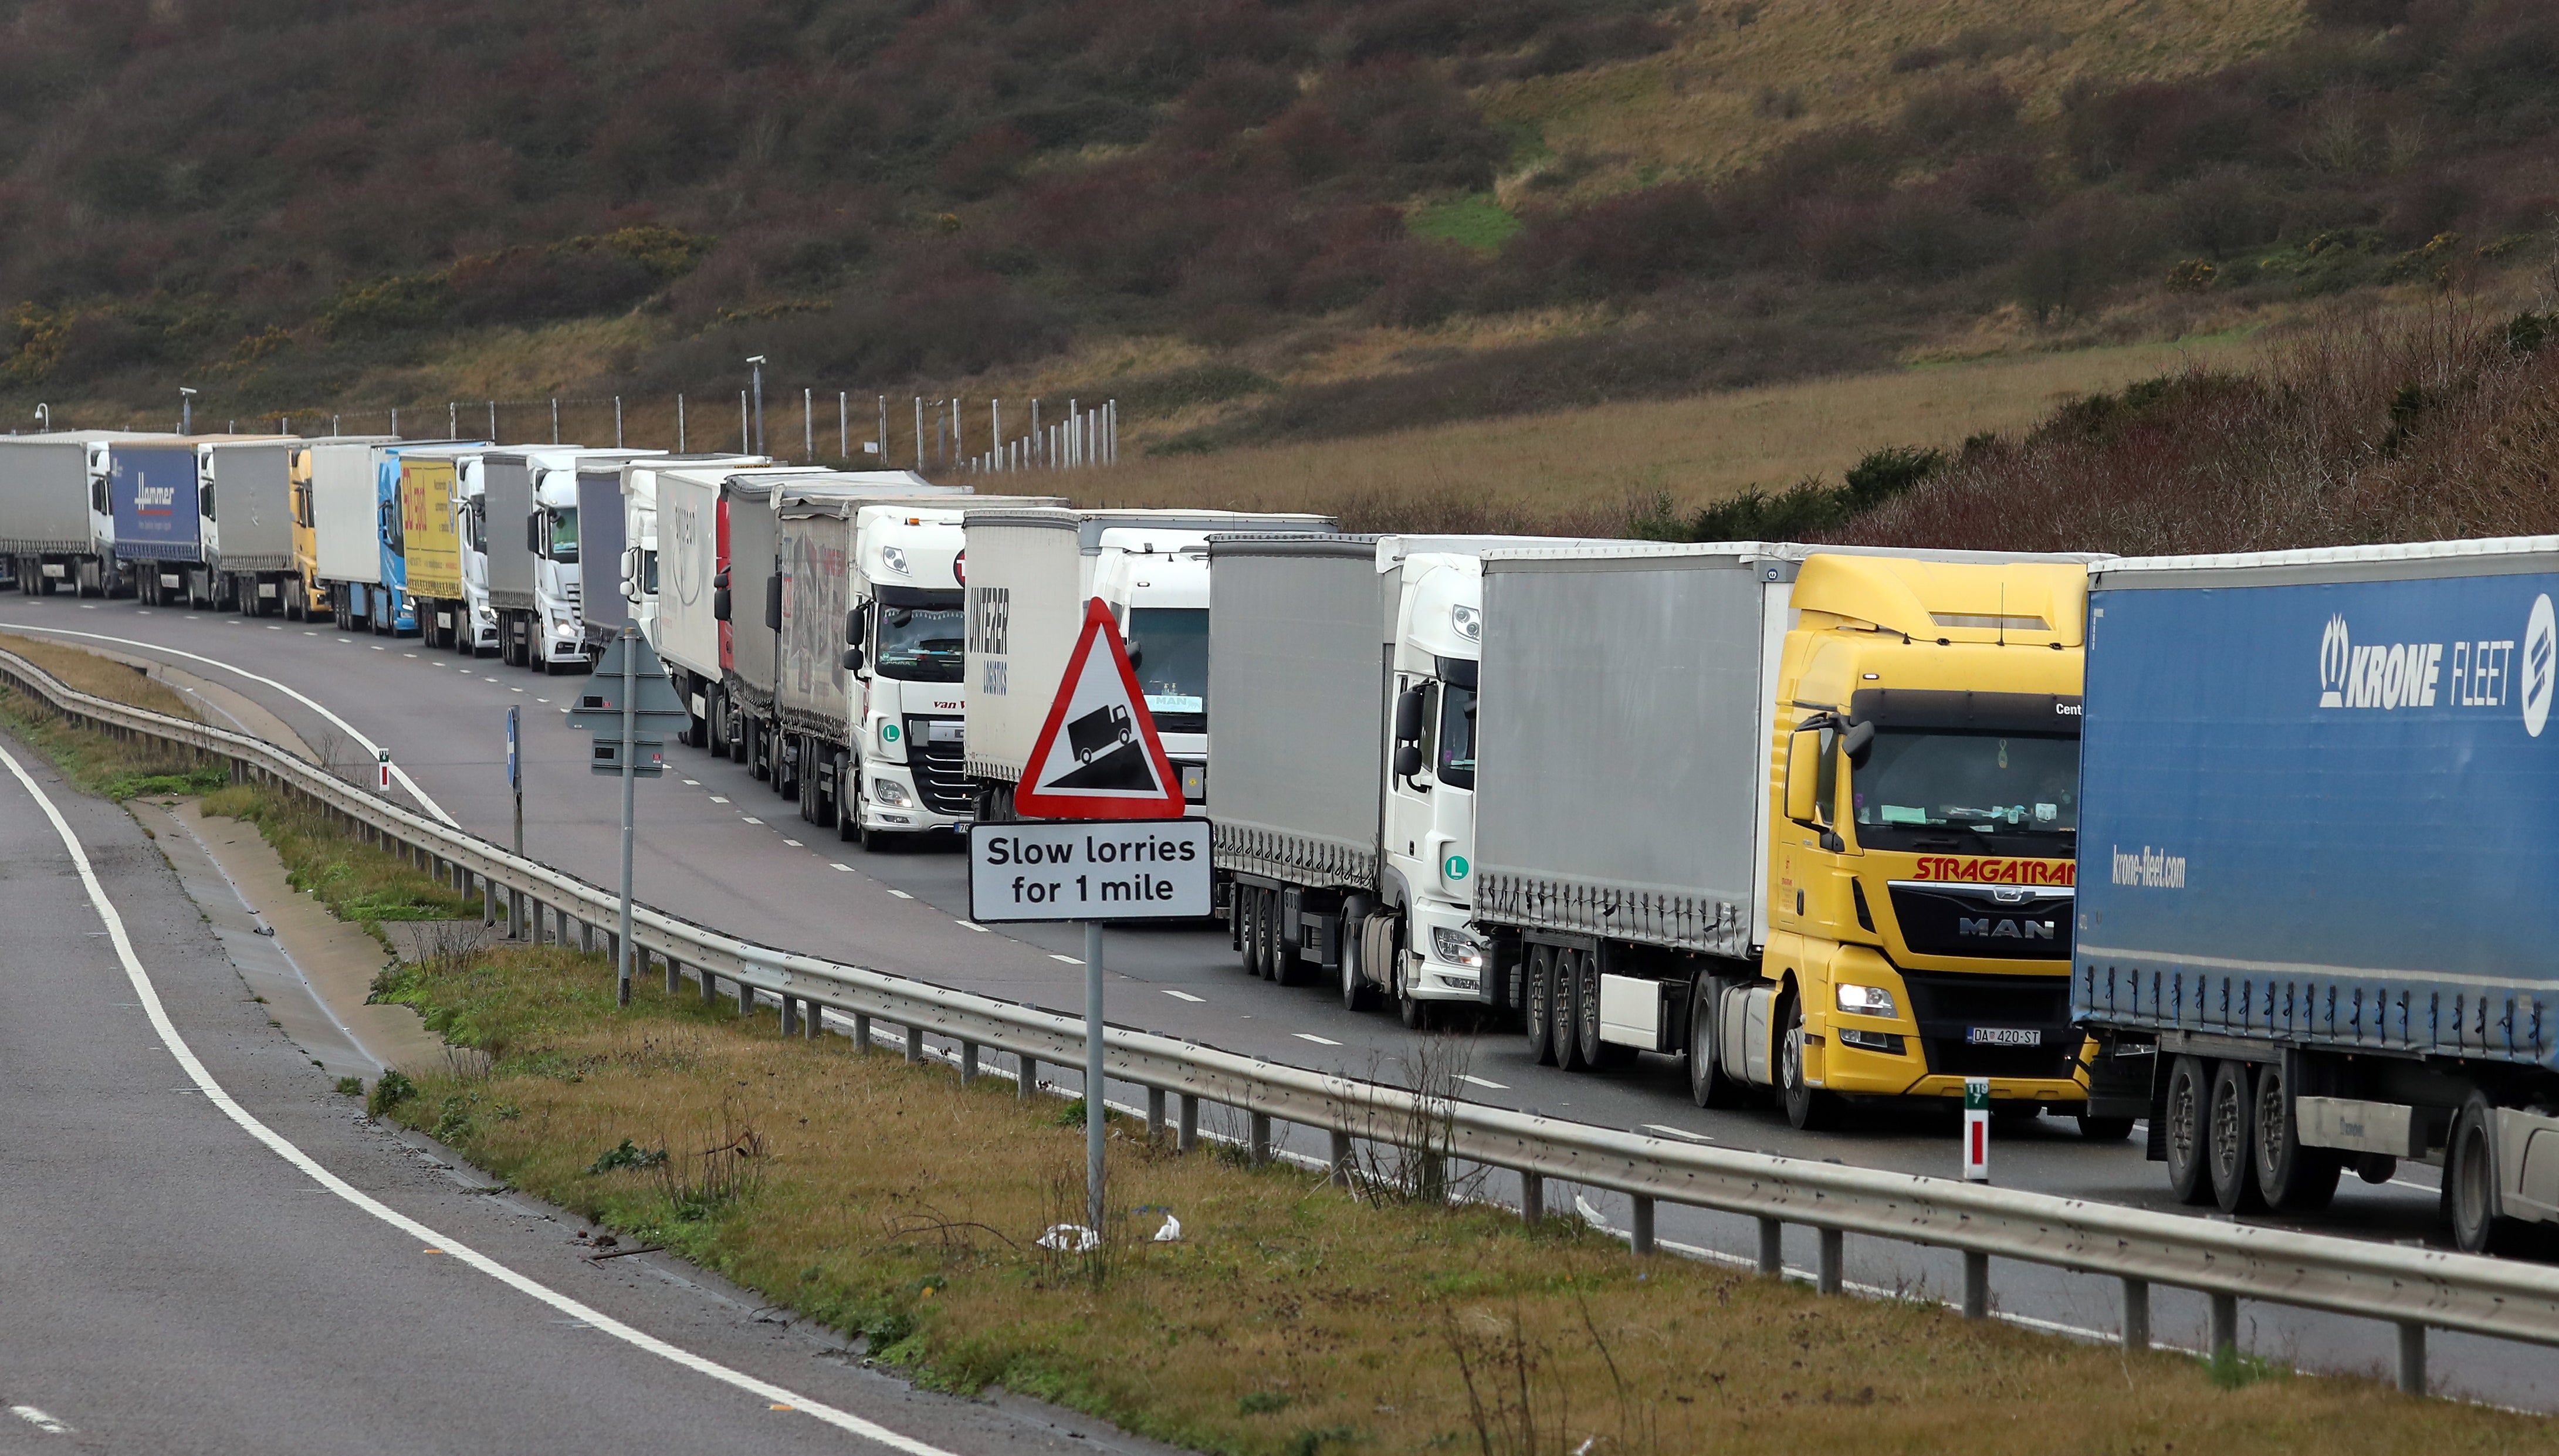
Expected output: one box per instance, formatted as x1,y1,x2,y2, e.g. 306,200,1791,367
0,690,227,801
198,783,475,936
354,936,2546,1455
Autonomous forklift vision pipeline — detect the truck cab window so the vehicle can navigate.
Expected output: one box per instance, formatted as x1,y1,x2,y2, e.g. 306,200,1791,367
1416,680,1441,780
874,601,966,683
1126,607,1208,733
1813,724,1838,827
1851,730,2078,850
466,499,486,551
546,506,578,562
1438,683,1476,789
643,551,658,595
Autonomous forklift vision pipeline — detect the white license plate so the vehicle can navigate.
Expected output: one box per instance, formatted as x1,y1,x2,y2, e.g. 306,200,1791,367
1967,1027,2042,1047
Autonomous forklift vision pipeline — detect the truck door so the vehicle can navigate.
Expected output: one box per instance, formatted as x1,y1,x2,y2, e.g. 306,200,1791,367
1386,673,1440,886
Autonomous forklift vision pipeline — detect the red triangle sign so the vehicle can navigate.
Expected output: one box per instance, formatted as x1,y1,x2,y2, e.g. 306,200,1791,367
1013,597,1186,820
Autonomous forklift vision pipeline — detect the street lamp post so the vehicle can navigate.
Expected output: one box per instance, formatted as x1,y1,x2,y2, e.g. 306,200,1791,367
32,404,48,431
178,387,197,434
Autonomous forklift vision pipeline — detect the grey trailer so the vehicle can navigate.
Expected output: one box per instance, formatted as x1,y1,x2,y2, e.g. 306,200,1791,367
578,463,629,648
483,452,537,615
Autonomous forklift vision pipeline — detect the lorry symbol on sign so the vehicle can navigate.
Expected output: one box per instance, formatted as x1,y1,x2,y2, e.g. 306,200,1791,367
1068,704,1133,763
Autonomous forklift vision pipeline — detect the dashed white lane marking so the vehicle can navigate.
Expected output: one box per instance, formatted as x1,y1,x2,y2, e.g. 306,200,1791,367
510,687,524,693
483,676,497,682
1643,1123,1714,1142
266,624,280,630
740,817,762,825
1050,954,1082,965
1159,989,1204,1003
708,797,730,804
956,920,989,932
9,1405,71,1434
1458,1074,1508,1091
1,624,452,824
403,652,417,658
888,890,913,899
782,839,803,848
830,863,853,872
0,741,964,1456
1294,1032,1342,1046
682,780,700,786
370,645,383,651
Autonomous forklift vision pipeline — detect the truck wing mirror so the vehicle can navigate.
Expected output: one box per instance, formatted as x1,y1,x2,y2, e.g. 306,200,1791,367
1783,728,1822,824
1393,688,1423,743
713,568,729,590
764,573,782,631
526,516,540,551
712,588,730,622
1394,743,1424,779
842,646,865,672
1842,720,1876,768
845,604,867,644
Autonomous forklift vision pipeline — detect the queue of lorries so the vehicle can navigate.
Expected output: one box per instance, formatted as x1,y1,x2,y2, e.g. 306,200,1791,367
5,428,2557,1254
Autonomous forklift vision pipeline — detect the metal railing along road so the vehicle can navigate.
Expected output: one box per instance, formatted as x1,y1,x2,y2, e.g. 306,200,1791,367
4,644,2553,1399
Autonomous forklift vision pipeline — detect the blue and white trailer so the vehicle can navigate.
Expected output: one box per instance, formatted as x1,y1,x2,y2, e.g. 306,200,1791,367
2074,536,2559,1251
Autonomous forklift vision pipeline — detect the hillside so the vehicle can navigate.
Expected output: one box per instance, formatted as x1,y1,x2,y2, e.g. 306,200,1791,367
4,0,2555,492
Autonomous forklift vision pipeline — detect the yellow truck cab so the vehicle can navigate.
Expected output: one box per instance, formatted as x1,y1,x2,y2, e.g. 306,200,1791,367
1765,553,2094,1128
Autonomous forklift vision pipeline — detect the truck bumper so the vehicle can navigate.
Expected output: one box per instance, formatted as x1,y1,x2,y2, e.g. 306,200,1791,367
1403,899,1484,1002
859,763,968,835
1810,1034,2087,1104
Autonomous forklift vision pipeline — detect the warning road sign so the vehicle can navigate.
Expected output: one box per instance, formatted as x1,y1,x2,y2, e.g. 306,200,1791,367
1014,598,1184,820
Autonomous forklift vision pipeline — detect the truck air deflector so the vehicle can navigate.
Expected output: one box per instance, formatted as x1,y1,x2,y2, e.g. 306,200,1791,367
1849,689,2083,735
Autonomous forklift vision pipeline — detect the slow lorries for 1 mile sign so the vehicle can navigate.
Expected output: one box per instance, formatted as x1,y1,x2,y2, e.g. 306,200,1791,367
967,820,1211,922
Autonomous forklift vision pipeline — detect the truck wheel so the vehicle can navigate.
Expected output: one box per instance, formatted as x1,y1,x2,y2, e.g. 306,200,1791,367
1272,897,1308,989
2207,1060,2266,1214
796,741,818,821
2161,1057,2215,1204
1688,987,1746,1109
837,756,861,842
2250,1061,2339,1212
1778,987,1837,1131
1253,889,1280,981
1552,949,1590,1072
1523,946,1555,1064
1341,913,1375,1011
1573,950,1609,1069
2448,1091,2524,1255
707,687,729,756
1235,888,1260,974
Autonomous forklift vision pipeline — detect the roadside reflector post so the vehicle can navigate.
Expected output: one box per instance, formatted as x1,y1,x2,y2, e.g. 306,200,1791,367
1964,1076,1991,1181
376,747,391,791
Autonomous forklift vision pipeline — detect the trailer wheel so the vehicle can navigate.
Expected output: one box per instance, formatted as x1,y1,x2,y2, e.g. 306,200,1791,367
1551,949,1589,1072
2448,1091,2526,1255
706,686,729,756
2161,1056,2215,1204
1778,986,1837,1130
1272,895,1309,989
2207,1060,2266,1214
1251,889,1280,980
1688,987,1746,1109
2249,1061,2339,1212
1573,950,1610,1068
1523,945,1556,1065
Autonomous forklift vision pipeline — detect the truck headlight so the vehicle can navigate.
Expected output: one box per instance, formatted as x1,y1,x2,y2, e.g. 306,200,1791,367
872,778,912,808
1429,926,1484,969
1836,982,1897,1017
553,620,578,639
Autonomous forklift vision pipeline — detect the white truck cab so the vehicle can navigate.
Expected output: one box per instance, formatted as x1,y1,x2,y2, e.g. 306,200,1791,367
457,455,499,653
1383,550,1489,1007
847,505,973,839
1089,529,1214,801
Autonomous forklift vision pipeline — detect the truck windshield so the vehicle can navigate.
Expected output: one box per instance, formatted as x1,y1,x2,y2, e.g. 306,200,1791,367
1438,683,1477,789
1126,607,1208,733
875,602,965,682
546,506,578,562
1851,730,2078,849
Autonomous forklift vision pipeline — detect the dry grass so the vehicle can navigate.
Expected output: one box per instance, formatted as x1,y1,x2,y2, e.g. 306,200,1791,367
367,940,2557,1455
199,783,478,932
1483,0,2307,208
1077,332,2266,529
0,632,202,720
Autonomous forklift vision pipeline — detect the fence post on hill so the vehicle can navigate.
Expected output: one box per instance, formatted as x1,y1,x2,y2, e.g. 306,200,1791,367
487,401,496,438
677,394,686,452
804,388,813,461
839,392,848,459
550,397,559,444
739,392,749,453
615,396,624,448
913,397,923,471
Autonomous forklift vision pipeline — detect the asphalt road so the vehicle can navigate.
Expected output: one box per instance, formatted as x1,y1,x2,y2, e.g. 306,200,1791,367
6,591,2554,1411
0,707,1187,1454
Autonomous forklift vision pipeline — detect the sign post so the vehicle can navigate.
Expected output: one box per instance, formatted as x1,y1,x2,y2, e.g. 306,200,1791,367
375,747,391,792
1963,1077,1991,1182
566,626,688,1007
970,598,1194,1245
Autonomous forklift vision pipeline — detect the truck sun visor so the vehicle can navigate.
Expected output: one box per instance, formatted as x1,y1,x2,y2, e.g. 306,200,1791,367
1848,688,2082,736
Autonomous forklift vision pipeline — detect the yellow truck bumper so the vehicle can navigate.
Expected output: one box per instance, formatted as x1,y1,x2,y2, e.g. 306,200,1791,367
1813,1036,2086,1104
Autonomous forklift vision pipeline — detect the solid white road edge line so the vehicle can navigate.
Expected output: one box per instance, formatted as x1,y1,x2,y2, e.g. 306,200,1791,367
0,741,957,1456
1,624,453,825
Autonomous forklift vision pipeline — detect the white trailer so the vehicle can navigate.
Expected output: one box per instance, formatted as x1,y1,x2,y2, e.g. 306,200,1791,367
962,508,1335,822
620,454,769,670
1207,533,1629,1024
0,431,158,596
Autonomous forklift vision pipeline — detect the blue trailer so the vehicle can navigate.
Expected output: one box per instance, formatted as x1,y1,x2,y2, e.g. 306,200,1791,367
369,445,418,634
108,442,204,606
2074,537,2559,1251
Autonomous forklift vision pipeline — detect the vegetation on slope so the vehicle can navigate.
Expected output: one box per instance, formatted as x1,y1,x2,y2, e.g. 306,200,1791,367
3,0,2555,455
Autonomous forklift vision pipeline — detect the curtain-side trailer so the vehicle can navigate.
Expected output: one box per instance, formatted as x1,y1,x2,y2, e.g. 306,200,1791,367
2075,536,2559,1251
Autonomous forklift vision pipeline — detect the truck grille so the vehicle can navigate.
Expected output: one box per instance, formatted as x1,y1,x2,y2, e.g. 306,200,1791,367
1899,969,2079,1081
1888,881,2073,960
904,716,973,816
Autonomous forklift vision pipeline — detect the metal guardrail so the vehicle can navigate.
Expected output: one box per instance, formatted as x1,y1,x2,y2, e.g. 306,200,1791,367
6,643,2554,1396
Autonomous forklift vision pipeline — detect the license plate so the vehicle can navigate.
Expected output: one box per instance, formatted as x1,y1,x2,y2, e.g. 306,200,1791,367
1967,1027,2042,1047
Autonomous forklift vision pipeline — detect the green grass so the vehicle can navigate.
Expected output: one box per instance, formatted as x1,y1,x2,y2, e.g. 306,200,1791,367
1408,194,1522,253
199,783,476,936
0,686,230,800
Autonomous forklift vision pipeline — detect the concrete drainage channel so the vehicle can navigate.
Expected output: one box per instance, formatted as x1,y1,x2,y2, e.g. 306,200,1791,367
9,644,2559,1400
